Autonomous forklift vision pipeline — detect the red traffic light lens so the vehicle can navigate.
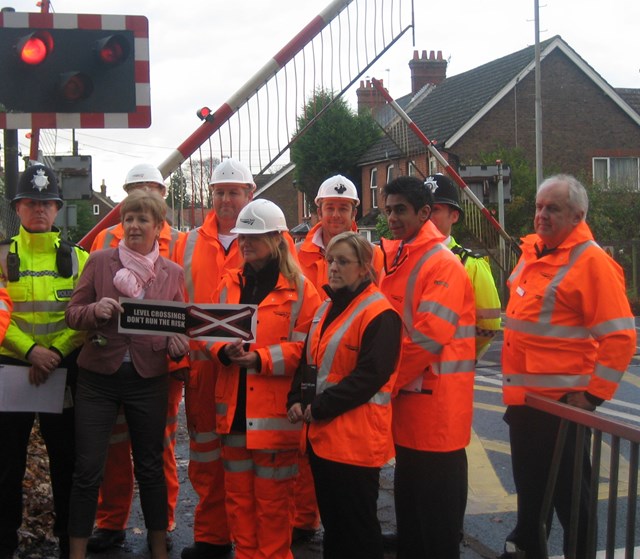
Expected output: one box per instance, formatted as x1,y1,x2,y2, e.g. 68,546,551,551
197,107,212,120
96,34,130,66
58,72,93,102
17,31,54,65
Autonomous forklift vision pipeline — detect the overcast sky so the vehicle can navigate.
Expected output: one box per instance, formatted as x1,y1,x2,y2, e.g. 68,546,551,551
5,0,640,202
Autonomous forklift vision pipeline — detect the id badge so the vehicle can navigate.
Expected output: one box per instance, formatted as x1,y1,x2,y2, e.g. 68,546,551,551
300,364,318,408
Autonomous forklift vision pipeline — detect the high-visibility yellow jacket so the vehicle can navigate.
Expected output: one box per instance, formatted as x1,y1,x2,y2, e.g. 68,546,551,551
0,226,88,361
380,221,476,452
91,221,183,259
208,270,321,450
448,236,502,359
306,283,400,467
503,221,636,405
0,287,12,344
296,221,384,291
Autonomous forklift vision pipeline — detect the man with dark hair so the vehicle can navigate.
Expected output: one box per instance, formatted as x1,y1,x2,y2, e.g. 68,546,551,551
379,175,476,559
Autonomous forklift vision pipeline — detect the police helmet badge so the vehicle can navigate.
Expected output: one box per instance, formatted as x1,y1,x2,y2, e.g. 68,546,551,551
31,168,50,192
424,177,439,193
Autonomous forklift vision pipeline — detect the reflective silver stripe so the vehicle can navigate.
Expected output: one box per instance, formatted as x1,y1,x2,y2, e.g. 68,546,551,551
409,330,442,354
503,373,590,388
306,300,330,364
291,331,307,342
222,433,246,447
190,448,221,462
219,285,228,304
188,430,219,444
287,275,305,342
102,229,116,249
591,317,636,338
455,324,476,339
247,417,300,431
70,246,80,278
0,301,9,312
223,458,253,472
433,359,475,375
12,316,68,335
316,292,386,394
417,300,459,325
268,345,286,376
321,379,390,406
13,300,68,313
183,229,199,302
504,317,590,339
169,228,180,257
189,348,211,362
115,412,126,425
108,432,130,444
507,257,526,285
255,462,298,480
477,308,501,319
216,402,228,416
539,241,596,322
403,243,445,332
594,363,624,383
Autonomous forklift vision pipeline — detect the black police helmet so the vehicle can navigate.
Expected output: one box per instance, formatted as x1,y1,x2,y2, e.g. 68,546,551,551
424,173,464,217
12,164,63,210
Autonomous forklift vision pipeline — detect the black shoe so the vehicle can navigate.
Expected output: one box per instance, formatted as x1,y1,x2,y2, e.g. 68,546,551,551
381,530,397,549
147,532,173,552
86,528,126,553
181,541,233,559
291,527,318,543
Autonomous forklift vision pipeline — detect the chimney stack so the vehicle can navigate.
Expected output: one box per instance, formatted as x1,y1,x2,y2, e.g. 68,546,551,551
356,79,387,114
409,49,447,95
100,179,106,196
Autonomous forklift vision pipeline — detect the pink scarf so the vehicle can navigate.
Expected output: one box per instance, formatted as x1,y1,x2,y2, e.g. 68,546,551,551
113,239,160,298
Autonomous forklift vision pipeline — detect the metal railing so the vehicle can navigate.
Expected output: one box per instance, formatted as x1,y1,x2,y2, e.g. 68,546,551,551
525,394,640,559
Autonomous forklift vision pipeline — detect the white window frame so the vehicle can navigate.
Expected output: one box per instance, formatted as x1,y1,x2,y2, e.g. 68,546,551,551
92,204,100,215
370,168,378,209
386,164,395,185
593,156,640,189
408,161,416,177
302,192,312,218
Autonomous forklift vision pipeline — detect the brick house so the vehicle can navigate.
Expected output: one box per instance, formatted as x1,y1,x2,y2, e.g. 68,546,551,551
355,36,640,239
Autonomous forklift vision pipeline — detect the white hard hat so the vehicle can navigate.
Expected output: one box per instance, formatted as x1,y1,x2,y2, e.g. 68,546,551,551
124,163,165,192
231,199,288,234
315,174,360,206
210,158,255,189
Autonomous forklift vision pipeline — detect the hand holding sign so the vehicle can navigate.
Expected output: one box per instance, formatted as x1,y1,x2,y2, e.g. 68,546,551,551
95,297,124,321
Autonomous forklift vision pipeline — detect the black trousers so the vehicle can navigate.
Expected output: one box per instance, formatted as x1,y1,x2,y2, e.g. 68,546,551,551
394,445,468,559
68,363,168,537
308,444,383,559
504,405,592,559
0,355,77,555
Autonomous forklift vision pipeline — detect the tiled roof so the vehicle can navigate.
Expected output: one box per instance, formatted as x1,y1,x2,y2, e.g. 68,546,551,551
616,88,640,117
360,36,559,164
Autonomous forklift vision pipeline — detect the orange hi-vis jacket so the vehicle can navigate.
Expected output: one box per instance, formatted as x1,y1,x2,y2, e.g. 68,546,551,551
502,221,636,405
0,287,11,342
380,221,476,452
296,222,384,290
91,221,182,258
209,270,321,450
306,283,399,467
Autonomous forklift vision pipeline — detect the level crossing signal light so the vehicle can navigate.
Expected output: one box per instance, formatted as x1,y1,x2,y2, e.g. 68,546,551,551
0,27,136,113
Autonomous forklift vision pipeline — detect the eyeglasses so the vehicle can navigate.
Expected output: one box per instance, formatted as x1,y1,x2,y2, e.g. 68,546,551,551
326,256,359,267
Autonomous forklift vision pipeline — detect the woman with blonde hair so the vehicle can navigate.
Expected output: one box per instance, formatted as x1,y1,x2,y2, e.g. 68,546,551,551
207,199,321,559
288,231,402,559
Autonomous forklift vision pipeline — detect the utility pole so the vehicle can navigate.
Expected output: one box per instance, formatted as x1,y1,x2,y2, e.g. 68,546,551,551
534,0,543,188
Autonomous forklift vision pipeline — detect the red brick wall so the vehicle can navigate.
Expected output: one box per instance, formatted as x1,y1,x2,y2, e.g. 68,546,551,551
452,49,640,179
